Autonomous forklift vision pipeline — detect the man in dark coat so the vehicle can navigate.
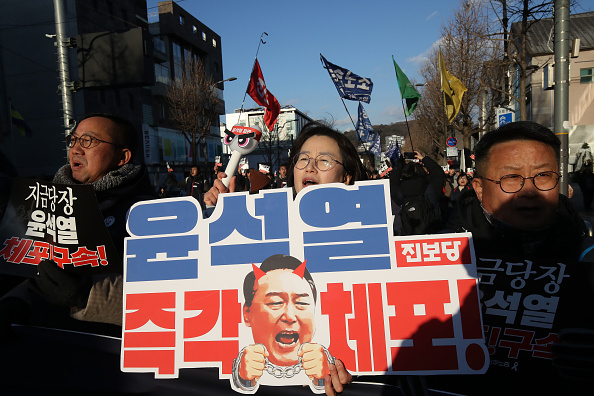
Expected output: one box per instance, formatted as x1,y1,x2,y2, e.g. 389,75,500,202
0,113,156,332
430,121,594,395
185,165,205,209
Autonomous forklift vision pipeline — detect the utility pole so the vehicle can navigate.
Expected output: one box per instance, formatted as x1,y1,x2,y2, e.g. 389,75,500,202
554,0,570,196
53,0,76,136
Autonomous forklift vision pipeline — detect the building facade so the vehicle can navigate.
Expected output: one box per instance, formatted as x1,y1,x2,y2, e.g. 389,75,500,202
0,0,229,191
516,11,594,167
0,0,150,178
146,0,227,189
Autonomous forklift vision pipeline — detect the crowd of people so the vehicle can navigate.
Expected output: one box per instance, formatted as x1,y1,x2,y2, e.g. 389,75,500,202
1,115,593,395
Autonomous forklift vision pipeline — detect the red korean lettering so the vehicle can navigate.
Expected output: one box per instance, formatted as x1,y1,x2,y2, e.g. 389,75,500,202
221,289,241,338
123,350,176,376
486,326,501,355
395,237,470,267
21,241,51,265
532,333,559,359
184,340,239,375
184,290,220,338
367,283,388,371
123,292,176,376
387,280,458,370
348,284,372,371
184,289,241,339
125,292,175,330
51,246,72,268
321,283,356,370
499,328,534,358
0,237,21,260
70,247,100,267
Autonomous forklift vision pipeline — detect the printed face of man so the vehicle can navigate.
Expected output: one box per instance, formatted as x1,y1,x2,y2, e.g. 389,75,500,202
472,139,559,229
243,269,315,366
293,135,351,194
68,117,128,184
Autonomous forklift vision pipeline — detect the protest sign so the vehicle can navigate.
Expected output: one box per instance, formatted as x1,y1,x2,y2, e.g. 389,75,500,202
121,180,488,394
0,178,120,277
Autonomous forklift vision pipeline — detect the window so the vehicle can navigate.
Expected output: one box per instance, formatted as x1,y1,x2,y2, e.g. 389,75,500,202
172,42,183,80
179,15,185,26
193,25,198,35
581,68,593,84
212,38,217,48
202,32,206,41
155,63,170,84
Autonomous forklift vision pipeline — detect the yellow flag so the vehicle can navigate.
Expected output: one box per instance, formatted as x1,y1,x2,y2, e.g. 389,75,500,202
439,51,467,123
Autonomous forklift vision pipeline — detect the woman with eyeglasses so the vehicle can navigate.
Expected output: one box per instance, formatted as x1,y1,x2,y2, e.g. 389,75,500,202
204,122,367,206
287,122,366,194
204,123,368,395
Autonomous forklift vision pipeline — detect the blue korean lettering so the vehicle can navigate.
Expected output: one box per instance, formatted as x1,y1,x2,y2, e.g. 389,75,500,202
303,227,391,272
254,191,289,239
210,191,290,266
209,195,262,243
299,184,387,227
126,235,199,281
128,199,200,237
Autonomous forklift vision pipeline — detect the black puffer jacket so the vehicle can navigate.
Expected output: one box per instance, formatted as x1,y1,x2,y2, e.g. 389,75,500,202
431,190,594,395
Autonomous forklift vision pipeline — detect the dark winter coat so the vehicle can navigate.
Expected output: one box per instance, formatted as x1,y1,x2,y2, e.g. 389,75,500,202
430,190,594,395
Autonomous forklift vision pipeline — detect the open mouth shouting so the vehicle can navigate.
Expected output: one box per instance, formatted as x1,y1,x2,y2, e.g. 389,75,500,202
71,158,85,171
301,178,317,189
275,331,300,348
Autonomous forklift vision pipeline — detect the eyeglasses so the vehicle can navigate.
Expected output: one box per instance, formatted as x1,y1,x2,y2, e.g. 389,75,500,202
66,134,121,149
479,171,560,193
293,153,343,172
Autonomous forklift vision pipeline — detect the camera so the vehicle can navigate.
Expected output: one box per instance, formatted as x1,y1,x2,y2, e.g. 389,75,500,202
403,152,416,159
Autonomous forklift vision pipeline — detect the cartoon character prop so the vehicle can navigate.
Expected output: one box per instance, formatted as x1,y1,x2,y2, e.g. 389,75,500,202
222,125,262,188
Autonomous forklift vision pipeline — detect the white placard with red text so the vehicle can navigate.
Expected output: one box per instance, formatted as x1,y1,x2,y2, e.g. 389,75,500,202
121,180,488,393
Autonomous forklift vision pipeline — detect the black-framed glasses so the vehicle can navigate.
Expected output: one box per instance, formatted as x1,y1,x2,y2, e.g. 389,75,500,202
66,134,121,149
293,153,343,172
479,171,560,193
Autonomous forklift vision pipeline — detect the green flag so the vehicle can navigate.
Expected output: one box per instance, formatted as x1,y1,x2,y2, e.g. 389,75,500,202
392,56,421,116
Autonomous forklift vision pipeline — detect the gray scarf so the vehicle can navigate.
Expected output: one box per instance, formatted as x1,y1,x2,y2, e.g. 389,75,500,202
53,162,143,192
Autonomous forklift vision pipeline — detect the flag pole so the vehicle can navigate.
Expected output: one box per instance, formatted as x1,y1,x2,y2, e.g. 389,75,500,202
400,98,415,152
240,32,268,114
439,48,449,165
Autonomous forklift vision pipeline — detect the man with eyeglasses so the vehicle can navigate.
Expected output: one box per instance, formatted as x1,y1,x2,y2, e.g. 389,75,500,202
430,121,594,395
1,113,155,333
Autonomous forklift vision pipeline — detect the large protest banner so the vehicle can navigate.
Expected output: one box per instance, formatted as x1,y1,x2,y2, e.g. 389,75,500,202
0,178,120,277
121,180,488,394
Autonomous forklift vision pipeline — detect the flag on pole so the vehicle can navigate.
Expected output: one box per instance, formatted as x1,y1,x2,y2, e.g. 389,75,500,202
392,56,421,116
320,54,373,103
11,106,32,137
369,132,381,157
355,102,375,142
439,51,467,123
385,139,402,164
247,59,281,131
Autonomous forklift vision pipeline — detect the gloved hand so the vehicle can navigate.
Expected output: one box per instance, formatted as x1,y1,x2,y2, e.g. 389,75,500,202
30,260,92,309
552,328,594,381
0,297,30,342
